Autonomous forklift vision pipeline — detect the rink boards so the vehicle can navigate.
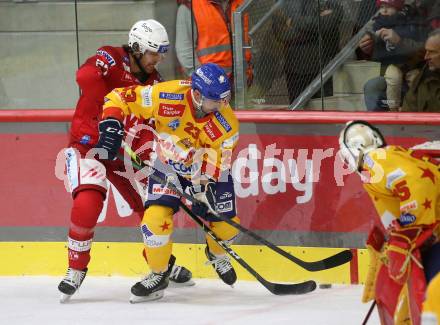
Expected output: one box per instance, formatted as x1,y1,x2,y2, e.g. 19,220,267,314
1,110,439,284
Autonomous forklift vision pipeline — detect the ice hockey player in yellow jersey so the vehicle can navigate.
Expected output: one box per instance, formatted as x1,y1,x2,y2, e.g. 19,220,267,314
339,120,440,325
97,63,240,303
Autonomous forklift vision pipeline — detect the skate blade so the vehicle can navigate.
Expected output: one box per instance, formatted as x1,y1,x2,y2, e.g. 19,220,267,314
129,290,164,304
59,293,73,303
168,279,196,288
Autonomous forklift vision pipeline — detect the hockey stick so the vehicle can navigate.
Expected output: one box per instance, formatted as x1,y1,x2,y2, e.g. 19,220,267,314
121,143,352,272
117,151,316,295
178,201,317,295
362,301,376,325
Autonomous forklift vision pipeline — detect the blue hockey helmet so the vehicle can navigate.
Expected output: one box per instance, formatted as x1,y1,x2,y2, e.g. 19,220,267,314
191,63,231,101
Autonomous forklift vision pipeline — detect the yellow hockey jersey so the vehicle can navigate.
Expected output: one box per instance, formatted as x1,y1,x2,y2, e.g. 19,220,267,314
362,145,440,229
102,80,239,180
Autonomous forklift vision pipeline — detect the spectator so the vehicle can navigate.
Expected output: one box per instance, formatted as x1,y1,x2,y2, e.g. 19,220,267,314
415,0,440,29
353,0,378,34
273,0,343,104
402,28,440,112
360,0,428,111
175,0,252,85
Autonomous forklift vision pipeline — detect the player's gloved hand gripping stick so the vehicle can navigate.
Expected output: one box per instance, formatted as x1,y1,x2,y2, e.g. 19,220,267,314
95,118,124,160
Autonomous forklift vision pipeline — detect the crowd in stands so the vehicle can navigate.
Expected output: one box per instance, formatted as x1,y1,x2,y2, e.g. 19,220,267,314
360,0,440,112
173,0,440,112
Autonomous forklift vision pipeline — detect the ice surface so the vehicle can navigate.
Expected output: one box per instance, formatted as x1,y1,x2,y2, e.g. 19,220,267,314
0,277,379,325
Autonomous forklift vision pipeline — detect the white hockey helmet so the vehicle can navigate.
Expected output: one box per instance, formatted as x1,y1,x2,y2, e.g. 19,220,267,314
128,19,169,55
339,120,386,172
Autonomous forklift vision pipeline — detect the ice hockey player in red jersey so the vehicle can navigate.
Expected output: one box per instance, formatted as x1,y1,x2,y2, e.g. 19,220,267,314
58,19,193,303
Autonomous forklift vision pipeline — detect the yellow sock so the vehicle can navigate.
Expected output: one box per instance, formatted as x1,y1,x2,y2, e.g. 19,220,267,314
140,205,174,273
206,216,240,255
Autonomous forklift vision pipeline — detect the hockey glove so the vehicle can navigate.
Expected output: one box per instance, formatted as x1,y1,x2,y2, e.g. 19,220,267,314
95,118,124,160
187,180,217,219
384,222,436,285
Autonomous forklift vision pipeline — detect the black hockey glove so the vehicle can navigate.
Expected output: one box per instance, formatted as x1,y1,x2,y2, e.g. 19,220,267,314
187,180,217,219
95,118,124,160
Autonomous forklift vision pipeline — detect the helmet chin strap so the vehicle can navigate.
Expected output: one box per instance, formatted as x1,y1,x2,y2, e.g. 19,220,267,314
191,89,207,119
132,52,149,83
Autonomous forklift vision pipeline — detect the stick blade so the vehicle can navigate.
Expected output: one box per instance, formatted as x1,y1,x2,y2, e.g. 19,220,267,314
265,280,317,295
306,249,353,272
320,249,353,270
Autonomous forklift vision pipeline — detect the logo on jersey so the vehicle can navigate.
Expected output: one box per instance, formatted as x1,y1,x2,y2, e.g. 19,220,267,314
159,92,184,101
122,72,134,82
400,200,417,213
152,184,179,197
96,50,116,67
142,86,153,107
177,138,193,149
80,135,90,145
386,168,406,189
204,120,223,141
399,213,416,226
216,200,233,213
219,191,232,200
214,111,232,132
167,160,193,176
159,103,185,117
179,80,192,86
168,119,180,131
221,132,239,149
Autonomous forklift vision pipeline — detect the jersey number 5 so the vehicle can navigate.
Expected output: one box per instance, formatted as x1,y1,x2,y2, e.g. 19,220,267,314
393,180,411,201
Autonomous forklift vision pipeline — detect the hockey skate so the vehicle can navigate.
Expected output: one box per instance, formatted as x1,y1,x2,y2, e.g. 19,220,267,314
58,267,88,303
129,255,176,303
205,246,237,286
169,264,195,287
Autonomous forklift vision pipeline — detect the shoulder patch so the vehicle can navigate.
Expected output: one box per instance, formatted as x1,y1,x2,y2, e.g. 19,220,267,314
96,50,116,67
204,120,223,141
158,103,185,117
159,92,184,101
214,111,232,132
386,168,406,189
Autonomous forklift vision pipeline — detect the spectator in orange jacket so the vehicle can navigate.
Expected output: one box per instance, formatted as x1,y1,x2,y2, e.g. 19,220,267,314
175,0,252,86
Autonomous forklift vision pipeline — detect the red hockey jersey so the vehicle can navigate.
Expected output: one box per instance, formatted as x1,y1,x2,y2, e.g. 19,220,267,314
69,46,163,146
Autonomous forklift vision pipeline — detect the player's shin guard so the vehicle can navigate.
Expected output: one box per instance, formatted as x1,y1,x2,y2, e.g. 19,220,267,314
140,210,194,287
130,205,174,302
67,189,104,270
205,216,240,286
140,205,174,272
206,216,240,255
